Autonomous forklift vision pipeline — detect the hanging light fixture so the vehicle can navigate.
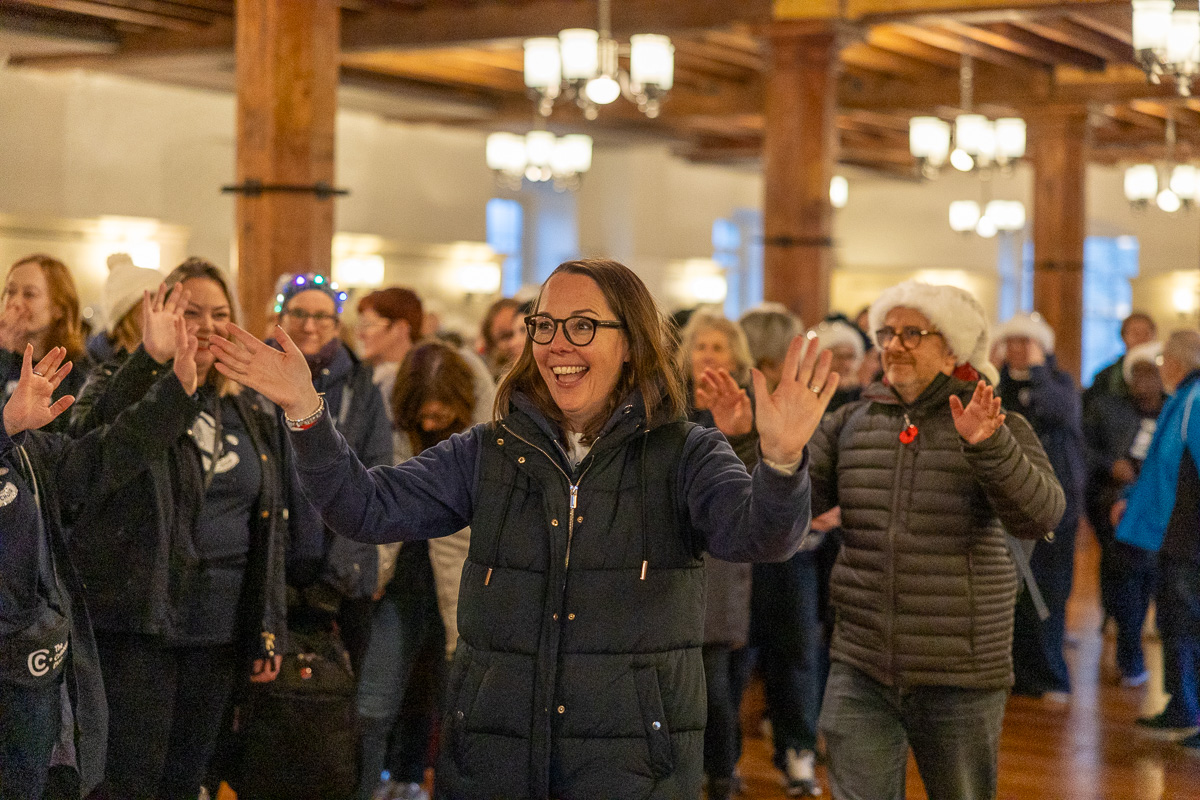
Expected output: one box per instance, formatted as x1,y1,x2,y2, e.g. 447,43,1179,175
522,0,674,120
1124,115,1200,211
829,175,849,209
909,56,1025,178
486,131,593,191
949,199,1026,236
1133,0,1200,95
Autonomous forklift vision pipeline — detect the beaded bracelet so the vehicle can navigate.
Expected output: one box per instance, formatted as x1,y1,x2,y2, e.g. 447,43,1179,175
284,394,326,431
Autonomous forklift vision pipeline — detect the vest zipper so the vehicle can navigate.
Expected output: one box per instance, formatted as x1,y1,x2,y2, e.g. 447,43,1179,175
499,423,596,573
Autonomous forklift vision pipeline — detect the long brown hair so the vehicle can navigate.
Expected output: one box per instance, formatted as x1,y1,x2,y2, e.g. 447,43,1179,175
8,254,85,360
494,258,685,440
393,340,476,454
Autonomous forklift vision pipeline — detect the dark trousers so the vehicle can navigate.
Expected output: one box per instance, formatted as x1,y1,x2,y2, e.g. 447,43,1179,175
1157,558,1200,725
702,645,738,789
90,633,236,800
1091,489,1158,679
1012,521,1076,695
0,678,61,800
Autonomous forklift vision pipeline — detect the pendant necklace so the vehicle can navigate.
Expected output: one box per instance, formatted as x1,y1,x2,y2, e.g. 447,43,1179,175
899,412,918,444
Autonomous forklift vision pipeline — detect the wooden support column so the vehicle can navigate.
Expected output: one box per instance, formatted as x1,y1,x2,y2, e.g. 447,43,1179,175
762,21,839,328
1028,107,1088,381
235,0,340,338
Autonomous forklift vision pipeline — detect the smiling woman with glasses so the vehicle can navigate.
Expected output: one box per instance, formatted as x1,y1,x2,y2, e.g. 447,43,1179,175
209,257,839,800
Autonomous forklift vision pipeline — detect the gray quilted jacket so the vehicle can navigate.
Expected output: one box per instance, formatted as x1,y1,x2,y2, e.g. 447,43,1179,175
808,373,1065,690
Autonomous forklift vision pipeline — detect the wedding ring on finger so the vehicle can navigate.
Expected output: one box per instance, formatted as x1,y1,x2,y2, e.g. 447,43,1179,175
807,383,822,394
32,370,43,377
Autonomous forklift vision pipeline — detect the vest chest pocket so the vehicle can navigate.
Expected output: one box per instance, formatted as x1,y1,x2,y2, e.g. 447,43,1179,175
633,665,673,778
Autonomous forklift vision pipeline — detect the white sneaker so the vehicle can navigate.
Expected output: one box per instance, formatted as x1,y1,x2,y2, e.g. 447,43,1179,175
783,748,822,797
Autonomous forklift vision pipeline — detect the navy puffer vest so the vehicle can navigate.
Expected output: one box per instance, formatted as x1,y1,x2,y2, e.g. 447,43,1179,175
437,402,707,800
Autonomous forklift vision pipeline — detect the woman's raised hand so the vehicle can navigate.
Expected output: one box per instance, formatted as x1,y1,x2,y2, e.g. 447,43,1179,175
172,316,199,395
696,367,753,437
209,324,320,419
751,335,839,465
2,345,74,436
142,283,189,364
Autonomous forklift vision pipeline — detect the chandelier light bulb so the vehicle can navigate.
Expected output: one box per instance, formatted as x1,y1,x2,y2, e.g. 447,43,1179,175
1124,164,1159,203
485,132,528,175
1158,188,1183,212
994,118,1027,161
1133,0,1175,52
524,131,557,169
949,200,981,232
975,216,998,238
829,175,849,209
1167,9,1199,66
629,34,674,90
1170,164,1199,199
558,28,600,81
909,117,952,165
551,134,593,175
523,38,562,90
955,114,991,157
949,148,975,172
585,75,621,105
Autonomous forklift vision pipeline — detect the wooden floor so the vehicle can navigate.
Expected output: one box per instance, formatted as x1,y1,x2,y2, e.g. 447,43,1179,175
736,525,1200,800
219,524,1200,800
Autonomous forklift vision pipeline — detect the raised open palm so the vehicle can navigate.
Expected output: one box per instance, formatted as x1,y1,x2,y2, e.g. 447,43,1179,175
209,323,320,419
949,380,1006,445
3,345,75,436
696,367,753,437
752,335,839,465
142,282,190,364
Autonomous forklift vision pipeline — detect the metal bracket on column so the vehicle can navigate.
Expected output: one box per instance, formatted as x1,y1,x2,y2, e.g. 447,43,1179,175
221,179,349,200
761,235,834,248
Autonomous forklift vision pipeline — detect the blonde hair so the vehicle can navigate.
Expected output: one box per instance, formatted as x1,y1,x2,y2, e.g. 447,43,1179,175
676,308,753,386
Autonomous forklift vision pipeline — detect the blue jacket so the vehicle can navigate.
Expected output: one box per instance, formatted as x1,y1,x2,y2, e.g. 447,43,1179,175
1117,370,1200,552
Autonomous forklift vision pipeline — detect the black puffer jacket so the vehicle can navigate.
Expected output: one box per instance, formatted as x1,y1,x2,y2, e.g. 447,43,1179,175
67,348,319,662
0,371,196,796
808,373,1065,690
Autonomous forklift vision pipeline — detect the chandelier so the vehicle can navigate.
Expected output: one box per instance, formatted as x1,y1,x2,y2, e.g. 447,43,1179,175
1133,0,1200,95
1123,116,1198,210
908,56,1026,177
948,199,1026,238
522,0,674,120
486,130,594,191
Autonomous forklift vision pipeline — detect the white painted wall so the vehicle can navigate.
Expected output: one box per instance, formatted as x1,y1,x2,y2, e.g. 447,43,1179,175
0,65,1196,332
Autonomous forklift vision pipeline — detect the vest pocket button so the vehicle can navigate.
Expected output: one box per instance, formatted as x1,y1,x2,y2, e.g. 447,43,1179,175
557,705,565,714
551,519,559,526
518,456,525,464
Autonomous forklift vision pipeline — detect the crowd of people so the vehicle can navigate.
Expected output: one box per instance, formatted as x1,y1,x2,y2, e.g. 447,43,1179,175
0,247,1195,800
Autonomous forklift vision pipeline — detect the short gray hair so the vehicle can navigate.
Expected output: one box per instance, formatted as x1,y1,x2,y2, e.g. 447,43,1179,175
677,307,754,385
738,303,801,369
1163,329,1200,374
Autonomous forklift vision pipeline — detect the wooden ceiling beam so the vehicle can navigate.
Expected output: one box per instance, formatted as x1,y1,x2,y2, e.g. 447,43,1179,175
340,0,774,52
5,0,205,31
886,22,1045,71
1066,9,1132,45
865,25,962,69
841,42,947,78
853,1,1131,27
970,21,1109,70
1013,18,1133,63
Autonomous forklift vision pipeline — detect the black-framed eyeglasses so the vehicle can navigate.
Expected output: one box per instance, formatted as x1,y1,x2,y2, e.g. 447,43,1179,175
283,308,339,328
524,314,624,346
875,326,943,351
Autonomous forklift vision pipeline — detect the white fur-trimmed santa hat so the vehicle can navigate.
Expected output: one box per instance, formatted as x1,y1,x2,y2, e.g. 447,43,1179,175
868,280,999,385
808,319,865,365
993,312,1056,355
1123,340,1163,384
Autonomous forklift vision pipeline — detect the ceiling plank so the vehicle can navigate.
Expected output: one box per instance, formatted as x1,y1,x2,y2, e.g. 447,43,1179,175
5,0,203,31
340,0,775,52
841,42,946,77
935,19,1107,69
1066,8,1132,46
866,25,962,69
1013,18,1133,63
975,21,1108,70
886,22,1046,71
